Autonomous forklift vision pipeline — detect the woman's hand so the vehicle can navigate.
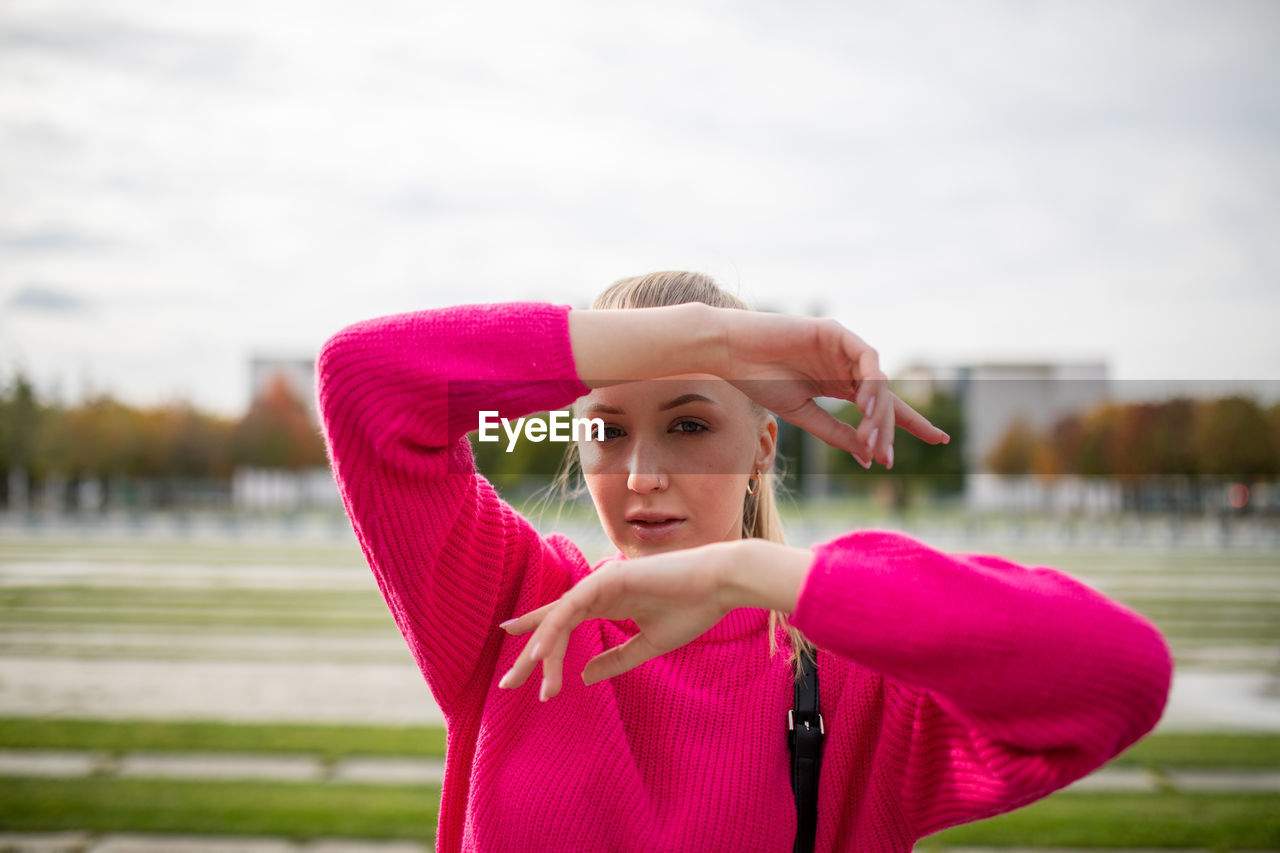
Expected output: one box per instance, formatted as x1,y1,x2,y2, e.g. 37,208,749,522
717,308,949,469
496,540,813,701
496,541,742,702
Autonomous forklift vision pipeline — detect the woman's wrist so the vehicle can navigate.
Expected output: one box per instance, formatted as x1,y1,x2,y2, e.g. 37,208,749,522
568,302,728,387
717,539,812,615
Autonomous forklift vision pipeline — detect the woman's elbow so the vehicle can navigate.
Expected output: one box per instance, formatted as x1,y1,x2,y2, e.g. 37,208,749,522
1123,620,1175,749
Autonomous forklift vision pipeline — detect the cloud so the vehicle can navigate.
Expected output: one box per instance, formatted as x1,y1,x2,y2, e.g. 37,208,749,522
0,227,106,252
1,0,1277,413
5,284,94,314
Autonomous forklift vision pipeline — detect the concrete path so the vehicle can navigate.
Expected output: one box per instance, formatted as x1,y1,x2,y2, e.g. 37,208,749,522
0,835,429,853
3,658,1278,732
0,750,445,785
0,836,1277,853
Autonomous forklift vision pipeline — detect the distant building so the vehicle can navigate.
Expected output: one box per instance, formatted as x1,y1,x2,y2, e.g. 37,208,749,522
899,360,1112,511
250,357,317,422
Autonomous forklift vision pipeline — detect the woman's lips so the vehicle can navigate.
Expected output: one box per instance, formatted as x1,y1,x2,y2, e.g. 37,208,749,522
627,518,685,541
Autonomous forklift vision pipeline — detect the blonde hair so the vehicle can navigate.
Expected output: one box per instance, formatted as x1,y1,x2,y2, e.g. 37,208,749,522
547,270,818,682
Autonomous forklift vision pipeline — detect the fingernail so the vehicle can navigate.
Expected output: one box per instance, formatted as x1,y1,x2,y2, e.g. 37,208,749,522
528,641,541,660
499,618,517,630
855,452,871,470
498,670,513,688
866,396,875,418
868,428,879,456
539,679,548,701
887,446,894,470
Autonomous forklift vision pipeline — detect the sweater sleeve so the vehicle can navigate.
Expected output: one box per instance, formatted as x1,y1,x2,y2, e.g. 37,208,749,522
788,528,1173,839
315,302,592,718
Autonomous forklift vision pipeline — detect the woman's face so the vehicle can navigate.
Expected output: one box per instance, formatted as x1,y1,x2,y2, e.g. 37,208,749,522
575,375,777,559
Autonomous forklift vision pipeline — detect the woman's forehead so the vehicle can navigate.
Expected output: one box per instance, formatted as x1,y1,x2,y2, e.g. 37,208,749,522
576,375,743,414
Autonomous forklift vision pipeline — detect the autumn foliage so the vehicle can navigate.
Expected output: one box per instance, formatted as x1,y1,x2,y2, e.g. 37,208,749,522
0,370,327,509
985,396,1280,480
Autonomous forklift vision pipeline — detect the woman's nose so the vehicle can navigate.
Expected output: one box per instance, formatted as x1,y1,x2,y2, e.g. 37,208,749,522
625,442,668,493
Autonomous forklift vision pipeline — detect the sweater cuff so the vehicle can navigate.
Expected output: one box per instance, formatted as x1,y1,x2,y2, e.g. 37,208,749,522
789,528,960,676
790,530,875,654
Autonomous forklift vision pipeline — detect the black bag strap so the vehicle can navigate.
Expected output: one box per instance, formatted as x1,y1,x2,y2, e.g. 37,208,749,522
788,650,824,853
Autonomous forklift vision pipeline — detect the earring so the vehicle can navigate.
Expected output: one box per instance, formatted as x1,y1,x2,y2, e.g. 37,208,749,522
746,469,761,497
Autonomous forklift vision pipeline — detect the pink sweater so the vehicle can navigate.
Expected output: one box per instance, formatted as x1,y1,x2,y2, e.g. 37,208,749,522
315,302,1173,853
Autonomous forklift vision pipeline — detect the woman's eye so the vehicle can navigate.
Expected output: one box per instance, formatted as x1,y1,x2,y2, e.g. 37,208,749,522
602,425,625,441
672,420,708,435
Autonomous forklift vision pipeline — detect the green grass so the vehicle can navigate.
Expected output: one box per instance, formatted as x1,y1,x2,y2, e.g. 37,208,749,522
1,721,1279,845
1,778,1277,848
0,777,439,841
917,792,1280,849
0,718,447,760
1109,731,1280,770
5,718,1280,770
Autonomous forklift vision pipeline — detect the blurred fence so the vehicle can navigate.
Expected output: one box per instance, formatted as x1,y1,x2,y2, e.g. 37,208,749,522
3,503,1278,555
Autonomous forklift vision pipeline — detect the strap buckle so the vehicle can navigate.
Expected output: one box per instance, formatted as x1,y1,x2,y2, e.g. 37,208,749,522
787,708,825,736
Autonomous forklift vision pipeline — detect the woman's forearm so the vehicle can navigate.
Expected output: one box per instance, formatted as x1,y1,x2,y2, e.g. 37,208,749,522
718,540,812,615
568,303,727,387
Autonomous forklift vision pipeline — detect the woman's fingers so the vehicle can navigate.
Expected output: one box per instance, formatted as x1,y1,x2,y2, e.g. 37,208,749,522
893,394,950,445
780,399,864,460
496,602,563,690
855,376,890,466
498,600,555,636
497,588,595,701
582,633,658,686
535,603,584,701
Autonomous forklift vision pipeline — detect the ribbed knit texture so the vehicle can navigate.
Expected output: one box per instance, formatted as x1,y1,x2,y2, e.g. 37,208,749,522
316,302,1174,853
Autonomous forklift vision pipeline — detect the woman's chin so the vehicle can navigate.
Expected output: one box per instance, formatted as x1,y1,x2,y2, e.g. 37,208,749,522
623,536,692,558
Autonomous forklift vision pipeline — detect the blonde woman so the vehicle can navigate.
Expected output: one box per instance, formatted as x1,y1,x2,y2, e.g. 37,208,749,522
316,271,1172,852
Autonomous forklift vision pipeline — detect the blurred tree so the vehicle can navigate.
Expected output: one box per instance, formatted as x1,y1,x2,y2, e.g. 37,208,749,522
994,393,1276,513
1193,395,1277,480
1268,402,1280,471
164,403,235,478
1146,398,1199,477
985,416,1037,476
233,375,326,469
0,372,43,507
62,395,141,479
828,387,966,508
468,412,574,494
1076,403,1120,477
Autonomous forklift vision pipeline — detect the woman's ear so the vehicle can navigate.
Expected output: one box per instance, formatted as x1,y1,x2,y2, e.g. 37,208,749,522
755,415,778,473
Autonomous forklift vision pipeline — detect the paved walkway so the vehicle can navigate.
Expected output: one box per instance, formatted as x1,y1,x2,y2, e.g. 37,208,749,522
3,748,1280,794
0,750,444,785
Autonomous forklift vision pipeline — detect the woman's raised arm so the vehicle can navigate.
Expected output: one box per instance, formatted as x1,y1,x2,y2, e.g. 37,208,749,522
570,304,950,470
316,303,592,718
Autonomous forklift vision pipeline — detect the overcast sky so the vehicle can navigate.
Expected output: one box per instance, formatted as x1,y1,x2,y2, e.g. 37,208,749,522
2,0,1278,416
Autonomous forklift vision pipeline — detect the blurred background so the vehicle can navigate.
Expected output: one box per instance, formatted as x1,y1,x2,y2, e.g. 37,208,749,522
1,0,1277,850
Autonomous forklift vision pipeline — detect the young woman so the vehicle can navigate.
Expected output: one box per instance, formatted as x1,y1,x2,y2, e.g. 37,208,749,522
316,270,1172,852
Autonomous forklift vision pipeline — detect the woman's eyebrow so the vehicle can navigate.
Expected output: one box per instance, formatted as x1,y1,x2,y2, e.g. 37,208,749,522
658,393,716,411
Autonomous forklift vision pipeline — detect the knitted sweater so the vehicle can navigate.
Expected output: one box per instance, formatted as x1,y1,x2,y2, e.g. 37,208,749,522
315,301,1173,853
